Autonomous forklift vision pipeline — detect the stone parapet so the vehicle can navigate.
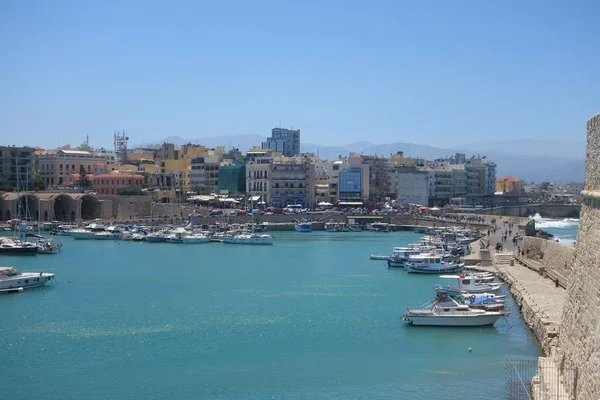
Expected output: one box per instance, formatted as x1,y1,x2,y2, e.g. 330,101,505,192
522,237,575,281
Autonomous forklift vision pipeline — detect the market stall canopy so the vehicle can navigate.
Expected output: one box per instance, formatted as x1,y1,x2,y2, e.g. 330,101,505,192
318,202,333,206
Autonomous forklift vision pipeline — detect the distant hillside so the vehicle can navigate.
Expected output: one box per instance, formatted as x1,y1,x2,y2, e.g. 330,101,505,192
137,135,584,183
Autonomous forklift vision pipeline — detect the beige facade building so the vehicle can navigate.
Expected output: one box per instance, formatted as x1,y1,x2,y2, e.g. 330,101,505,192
37,149,107,187
269,156,315,208
246,155,272,202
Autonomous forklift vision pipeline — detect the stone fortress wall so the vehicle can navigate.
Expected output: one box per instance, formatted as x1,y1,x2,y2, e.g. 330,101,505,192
522,237,575,281
555,112,600,399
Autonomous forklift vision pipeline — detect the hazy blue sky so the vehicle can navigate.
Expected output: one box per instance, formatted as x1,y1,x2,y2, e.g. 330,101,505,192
1,0,598,149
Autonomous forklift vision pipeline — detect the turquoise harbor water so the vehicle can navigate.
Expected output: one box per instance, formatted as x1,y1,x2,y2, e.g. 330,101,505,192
2,231,541,399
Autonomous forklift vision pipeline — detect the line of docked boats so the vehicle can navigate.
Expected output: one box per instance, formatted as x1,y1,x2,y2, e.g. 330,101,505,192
53,221,274,245
370,228,480,274
401,273,508,326
294,222,391,233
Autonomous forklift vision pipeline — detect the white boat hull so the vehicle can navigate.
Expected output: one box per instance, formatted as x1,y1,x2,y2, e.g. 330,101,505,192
70,231,96,240
183,236,210,244
95,233,122,240
0,272,55,290
223,236,273,245
403,313,502,326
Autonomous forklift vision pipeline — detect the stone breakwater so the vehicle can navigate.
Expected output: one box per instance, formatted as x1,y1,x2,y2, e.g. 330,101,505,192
493,261,566,356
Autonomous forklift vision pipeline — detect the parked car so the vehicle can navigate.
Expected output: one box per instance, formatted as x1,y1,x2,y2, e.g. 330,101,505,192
209,209,223,216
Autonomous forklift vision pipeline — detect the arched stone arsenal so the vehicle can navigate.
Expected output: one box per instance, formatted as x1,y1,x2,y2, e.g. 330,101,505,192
557,112,600,399
0,192,104,222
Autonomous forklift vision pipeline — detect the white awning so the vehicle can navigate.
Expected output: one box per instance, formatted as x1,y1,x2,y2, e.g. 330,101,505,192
338,201,363,206
250,195,261,201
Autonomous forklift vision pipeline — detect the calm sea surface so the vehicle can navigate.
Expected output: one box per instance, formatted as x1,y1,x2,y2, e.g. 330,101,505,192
1,231,541,399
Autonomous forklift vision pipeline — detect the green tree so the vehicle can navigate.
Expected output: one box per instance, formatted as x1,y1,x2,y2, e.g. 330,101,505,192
191,185,203,194
118,187,146,196
32,173,46,191
79,165,92,190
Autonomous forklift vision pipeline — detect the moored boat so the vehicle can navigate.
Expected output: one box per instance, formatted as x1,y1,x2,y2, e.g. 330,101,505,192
223,230,273,245
0,238,38,255
435,274,502,295
0,266,54,291
294,222,312,233
182,233,210,244
401,295,505,326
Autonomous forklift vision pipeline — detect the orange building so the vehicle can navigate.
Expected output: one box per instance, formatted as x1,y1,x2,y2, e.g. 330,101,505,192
93,173,144,195
495,176,524,194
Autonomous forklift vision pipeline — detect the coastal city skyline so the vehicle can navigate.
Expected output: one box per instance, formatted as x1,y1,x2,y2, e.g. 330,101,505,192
2,1,599,148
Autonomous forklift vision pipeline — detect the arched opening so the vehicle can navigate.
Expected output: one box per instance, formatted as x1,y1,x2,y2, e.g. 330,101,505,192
54,194,75,221
17,194,38,221
81,195,101,220
44,210,48,221
70,210,76,221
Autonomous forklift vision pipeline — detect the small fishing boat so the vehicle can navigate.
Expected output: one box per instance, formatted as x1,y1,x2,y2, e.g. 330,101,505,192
404,254,464,274
36,239,62,254
435,274,502,295
370,254,390,260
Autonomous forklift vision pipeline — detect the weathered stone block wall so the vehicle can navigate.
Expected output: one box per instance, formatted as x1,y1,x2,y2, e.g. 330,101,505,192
558,112,600,400
522,237,575,280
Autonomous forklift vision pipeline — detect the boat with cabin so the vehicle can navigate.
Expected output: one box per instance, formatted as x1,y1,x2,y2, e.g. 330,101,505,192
0,237,38,255
294,222,312,232
0,266,54,291
223,230,274,245
435,274,502,295
401,294,505,326
182,233,210,244
404,254,464,274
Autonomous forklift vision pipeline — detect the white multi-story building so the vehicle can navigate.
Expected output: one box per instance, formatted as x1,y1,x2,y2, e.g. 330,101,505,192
246,155,272,202
397,169,432,206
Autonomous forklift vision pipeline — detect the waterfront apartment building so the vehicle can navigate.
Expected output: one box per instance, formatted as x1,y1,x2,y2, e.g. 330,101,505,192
246,155,272,202
261,128,301,157
37,150,107,186
0,146,35,190
396,168,434,206
268,156,315,208
189,154,221,194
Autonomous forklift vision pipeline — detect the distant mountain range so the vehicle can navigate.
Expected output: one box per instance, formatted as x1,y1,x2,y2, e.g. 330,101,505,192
141,135,585,183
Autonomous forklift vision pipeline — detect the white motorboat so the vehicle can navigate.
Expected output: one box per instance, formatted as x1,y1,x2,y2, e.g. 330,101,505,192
131,233,146,241
324,222,339,232
401,295,505,326
387,247,423,267
0,266,54,291
69,228,97,240
349,225,362,232
435,274,502,295
223,230,273,245
182,234,210,244
94,226,124,240
405,254,464,274
294,223,312,233
0,238,38,255
165,228,187,243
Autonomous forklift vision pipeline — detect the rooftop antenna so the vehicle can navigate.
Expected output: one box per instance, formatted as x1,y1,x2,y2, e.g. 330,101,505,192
114,130,129,164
